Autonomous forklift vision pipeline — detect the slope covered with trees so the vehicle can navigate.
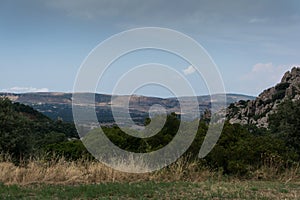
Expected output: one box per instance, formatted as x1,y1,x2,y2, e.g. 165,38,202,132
0,98,79,164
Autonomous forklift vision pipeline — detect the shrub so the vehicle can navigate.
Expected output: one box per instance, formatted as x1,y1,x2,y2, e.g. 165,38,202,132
269,99,300,156
44,140,93,161
204,122,294,175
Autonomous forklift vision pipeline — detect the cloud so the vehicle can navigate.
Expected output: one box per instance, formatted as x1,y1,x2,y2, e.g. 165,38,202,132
44,0,294,27
183,65,196,75
1,87,49,93
45,0,147,19
249,18,267,24
251,62,274,73
240,63,299,94
42,0,300,49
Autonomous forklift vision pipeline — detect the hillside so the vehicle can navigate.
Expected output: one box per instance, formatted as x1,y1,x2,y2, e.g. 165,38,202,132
0,92,255,125
227,67,300,128
0,98,78,163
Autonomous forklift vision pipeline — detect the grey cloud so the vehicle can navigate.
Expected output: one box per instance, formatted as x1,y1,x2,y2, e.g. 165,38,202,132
41,0,300,60
44,0,299,23
42,0,300,40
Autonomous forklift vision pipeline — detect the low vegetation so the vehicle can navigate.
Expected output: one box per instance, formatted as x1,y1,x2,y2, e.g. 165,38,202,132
0,97,300,198
1,180,300,199
0,153,299,185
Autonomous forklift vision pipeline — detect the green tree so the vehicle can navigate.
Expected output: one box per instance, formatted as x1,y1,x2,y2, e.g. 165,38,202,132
44,140,93,161
0,98,78,163
0,98,31,163
269,99,300,155
204,122,292,175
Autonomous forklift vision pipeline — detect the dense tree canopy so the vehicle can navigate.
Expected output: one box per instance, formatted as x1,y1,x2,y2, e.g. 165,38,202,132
269,99,300,155
0,98,77,164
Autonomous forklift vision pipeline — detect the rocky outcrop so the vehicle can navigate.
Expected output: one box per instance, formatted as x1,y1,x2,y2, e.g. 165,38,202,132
227,67,300,128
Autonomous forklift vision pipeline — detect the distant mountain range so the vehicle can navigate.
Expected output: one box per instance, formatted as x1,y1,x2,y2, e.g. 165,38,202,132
0,92,255,125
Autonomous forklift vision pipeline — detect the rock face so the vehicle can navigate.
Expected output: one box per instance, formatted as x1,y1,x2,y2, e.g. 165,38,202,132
227,67,300,128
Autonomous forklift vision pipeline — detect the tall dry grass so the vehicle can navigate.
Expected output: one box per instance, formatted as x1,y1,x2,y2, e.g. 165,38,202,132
0,153,299,185
0,154,212,185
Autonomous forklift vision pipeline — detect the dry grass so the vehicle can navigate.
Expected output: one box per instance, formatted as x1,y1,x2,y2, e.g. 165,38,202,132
0,155,211,185
0,154,299,186
0,155,299,199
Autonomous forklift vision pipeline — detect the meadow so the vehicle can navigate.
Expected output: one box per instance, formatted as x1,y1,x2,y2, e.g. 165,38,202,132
0,156,299,199
1,180,300,199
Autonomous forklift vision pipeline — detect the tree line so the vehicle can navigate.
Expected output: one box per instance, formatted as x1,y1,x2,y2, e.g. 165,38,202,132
0,97,299,175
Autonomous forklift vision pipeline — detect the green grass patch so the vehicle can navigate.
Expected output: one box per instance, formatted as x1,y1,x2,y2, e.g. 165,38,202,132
0,181,299,200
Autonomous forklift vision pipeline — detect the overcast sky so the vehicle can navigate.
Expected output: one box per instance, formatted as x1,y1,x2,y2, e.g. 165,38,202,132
1,0,300,97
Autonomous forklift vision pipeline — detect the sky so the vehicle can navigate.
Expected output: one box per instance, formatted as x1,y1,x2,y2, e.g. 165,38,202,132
1,0,300,97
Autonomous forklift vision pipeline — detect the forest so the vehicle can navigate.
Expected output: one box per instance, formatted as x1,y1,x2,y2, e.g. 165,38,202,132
0,97,299,176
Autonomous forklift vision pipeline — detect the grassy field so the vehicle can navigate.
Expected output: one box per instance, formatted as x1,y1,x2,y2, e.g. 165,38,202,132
0,180,300,199
0,156,299,199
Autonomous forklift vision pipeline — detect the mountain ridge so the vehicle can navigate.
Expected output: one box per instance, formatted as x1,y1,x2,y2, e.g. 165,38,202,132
0,92,255,124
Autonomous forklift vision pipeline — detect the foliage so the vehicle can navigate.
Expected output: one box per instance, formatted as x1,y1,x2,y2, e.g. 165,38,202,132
272,83,290,101
0,98,78,164
44,140,93,161
275,82,290,91
0,98,31,163
1,97,299,177
269,99,300,155
201,122,294,175
84,113,180,154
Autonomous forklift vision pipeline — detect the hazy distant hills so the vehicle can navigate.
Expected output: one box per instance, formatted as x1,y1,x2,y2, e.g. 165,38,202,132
0,92,255,125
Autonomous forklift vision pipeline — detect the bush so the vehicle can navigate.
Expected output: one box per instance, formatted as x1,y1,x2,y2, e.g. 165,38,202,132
275,82,290,91
269,99,300,156
272,90,286,101
204,122,294,175
44,140,93,161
